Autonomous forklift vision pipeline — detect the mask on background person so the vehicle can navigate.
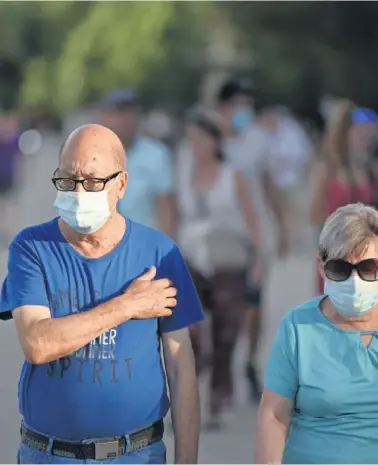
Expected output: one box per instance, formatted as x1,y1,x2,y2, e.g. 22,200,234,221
54,189,113,234
324,275,378,317
231,107,254,133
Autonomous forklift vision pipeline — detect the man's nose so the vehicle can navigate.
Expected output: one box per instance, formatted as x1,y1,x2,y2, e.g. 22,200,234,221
75,181,86,193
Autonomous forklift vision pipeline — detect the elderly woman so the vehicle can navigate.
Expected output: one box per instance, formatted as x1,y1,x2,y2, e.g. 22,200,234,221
255,203,378,464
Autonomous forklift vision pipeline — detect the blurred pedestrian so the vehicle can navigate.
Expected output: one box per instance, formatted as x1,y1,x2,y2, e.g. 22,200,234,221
0,111,21,241
310,100,374,294
268,108,312,254
255,203,378,464
177,109,263,428
101,89,177,237
0,124,203,464
217,78,287,403
143,109,176,149
350,108,378,205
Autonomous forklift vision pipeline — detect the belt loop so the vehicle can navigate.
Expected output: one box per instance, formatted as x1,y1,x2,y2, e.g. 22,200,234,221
46,435,54,455
125,434,131,454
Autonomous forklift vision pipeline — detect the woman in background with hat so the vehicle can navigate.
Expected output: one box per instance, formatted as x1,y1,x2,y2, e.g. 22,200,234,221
310,100,375,295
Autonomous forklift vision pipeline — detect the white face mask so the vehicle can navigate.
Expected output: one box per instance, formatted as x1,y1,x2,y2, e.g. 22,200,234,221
324,275,378,317
54,188,113,234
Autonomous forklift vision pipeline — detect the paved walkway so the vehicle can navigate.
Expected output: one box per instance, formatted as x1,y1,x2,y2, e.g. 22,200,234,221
0,133,317,463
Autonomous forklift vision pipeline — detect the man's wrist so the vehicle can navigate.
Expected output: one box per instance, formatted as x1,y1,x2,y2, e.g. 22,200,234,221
117,293,137,320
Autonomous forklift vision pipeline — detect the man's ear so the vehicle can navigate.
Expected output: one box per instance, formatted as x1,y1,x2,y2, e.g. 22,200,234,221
118,171,128,200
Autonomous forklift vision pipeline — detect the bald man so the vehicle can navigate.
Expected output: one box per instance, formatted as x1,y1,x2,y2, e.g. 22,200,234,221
0,125,203,464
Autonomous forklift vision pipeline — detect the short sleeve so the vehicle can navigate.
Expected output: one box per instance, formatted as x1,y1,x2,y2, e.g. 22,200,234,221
158,245,204,333
264,313,298,399
151,145,173,195
0,235,49,320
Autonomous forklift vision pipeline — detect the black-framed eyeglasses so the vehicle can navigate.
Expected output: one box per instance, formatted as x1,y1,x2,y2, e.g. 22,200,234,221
52,171,122,192
324,258,378,282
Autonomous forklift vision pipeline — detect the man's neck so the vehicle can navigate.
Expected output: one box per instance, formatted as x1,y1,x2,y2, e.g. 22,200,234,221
59,213,126,258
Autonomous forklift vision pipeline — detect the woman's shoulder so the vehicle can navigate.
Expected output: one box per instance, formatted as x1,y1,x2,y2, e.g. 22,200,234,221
282,296,324,328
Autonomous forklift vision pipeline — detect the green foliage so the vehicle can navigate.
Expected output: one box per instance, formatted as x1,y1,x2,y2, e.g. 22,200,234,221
13,1,378,117
18,1,214,114
220,2,378,115
21,2,175,111
140,2,211,111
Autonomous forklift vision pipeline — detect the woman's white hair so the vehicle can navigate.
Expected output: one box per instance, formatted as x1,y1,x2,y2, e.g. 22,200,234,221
319,203,378,261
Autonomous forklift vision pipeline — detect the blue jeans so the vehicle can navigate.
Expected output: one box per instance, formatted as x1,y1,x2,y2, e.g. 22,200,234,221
17,425,167,464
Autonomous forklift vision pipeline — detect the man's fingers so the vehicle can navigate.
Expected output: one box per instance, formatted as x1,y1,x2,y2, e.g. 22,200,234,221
160,308,173,317
155,278,172,289
164,286,177,297
165,298,177,308
138,266,156,281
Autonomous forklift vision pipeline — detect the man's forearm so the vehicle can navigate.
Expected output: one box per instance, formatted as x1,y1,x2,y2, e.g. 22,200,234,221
25,295,132,364
170,367,200,463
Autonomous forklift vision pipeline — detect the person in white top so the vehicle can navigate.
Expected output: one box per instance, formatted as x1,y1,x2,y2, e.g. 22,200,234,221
176,109,263,429
269,108,312,253
217,79,287,403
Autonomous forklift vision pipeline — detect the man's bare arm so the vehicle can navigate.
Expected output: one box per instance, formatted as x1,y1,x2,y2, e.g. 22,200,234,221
13,267,176,365
163,328,200,464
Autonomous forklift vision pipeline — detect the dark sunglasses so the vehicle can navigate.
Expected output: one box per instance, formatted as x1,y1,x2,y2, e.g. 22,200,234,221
324,258,378,282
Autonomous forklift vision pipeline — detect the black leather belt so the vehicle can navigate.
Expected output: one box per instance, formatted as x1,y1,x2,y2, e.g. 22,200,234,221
20,420,164,460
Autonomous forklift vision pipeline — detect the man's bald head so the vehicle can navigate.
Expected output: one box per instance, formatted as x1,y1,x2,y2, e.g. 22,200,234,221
59,124,126,176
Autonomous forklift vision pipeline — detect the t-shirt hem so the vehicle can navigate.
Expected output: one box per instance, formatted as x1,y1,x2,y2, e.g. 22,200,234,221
160,314,205,334
0,301,49,320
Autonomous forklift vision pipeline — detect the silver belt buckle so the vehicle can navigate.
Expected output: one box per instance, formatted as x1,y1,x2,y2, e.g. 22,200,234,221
94,440,120,460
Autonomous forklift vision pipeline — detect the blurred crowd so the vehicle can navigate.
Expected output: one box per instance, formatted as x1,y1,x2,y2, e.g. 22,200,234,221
0,77,378,429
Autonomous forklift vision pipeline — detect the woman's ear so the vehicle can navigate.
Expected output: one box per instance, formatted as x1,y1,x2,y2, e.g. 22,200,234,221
317,255,326,280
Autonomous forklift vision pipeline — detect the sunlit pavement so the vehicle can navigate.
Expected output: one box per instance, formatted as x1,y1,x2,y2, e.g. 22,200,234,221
0,133,316,463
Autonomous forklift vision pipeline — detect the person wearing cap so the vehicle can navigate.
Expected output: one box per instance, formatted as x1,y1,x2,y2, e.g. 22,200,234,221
176,108,262,428
310,100,375,294
349,108,378,206
349,107,378,158
216,78,287,403
101,88,176,238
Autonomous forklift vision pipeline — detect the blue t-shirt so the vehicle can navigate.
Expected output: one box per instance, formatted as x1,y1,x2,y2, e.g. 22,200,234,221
117,137,173,228
0,217,204,441
265,297,378,464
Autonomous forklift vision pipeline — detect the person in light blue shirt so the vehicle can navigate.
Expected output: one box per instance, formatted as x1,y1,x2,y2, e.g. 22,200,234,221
0,124,203,464
255,203,378,464
101,89,176,236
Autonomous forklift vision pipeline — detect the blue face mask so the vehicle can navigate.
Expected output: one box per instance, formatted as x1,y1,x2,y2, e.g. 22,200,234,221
231,107,254,133
324,275,378,317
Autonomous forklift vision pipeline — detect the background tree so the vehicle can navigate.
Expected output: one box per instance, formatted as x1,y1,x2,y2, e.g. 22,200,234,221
20,2,211,113
221,1,378,119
